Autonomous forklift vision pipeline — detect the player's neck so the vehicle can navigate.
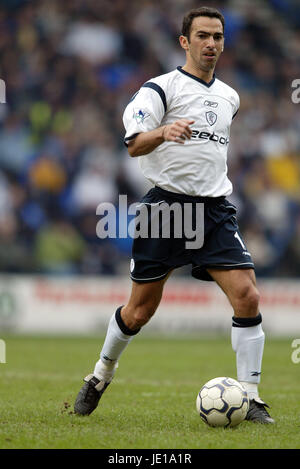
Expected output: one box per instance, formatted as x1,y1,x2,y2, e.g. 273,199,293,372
181,64,215,84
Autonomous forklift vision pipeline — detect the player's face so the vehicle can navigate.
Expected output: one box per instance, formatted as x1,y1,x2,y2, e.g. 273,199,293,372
181,16,224,72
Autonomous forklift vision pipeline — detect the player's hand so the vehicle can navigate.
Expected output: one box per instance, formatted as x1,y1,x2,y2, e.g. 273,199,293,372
162,119,195,144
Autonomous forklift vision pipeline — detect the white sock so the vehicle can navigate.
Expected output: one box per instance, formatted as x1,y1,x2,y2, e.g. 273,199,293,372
94,306,140,380
239,381,259,400
93,359,118,383
231,314,265,396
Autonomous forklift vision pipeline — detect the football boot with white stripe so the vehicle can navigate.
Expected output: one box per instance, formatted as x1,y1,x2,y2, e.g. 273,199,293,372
246,397,275,424
74,374,110,416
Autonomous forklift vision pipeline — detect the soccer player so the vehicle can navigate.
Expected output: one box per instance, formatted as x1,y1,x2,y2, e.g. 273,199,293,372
74,6,274,424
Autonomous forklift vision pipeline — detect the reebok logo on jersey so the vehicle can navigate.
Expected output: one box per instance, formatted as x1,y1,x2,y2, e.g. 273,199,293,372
133,108,150,124
204,100,218,108
191,129,229,145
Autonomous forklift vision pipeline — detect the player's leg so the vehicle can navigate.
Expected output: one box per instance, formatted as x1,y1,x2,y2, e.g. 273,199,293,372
206,267,274,423
74,274,171,415
207,268,264,396
94,273,171,373
207,267,260,318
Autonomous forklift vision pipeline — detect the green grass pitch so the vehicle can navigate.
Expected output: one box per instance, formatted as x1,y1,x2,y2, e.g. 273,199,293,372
0,334,299,449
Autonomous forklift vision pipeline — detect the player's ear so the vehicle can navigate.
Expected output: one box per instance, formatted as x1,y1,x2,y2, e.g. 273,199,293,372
179,35,189,51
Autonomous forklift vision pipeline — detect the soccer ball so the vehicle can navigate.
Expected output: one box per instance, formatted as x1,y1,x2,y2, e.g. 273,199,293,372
196,377,249,428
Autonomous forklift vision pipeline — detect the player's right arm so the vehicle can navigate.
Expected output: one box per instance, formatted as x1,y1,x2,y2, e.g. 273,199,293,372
127,119,195,157
123,82,194,157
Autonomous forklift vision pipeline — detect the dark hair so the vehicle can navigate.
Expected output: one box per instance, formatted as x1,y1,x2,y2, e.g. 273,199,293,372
182,6,225,40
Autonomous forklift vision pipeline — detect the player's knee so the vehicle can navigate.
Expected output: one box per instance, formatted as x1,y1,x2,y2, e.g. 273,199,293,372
234,283,260,316
122,302,157,329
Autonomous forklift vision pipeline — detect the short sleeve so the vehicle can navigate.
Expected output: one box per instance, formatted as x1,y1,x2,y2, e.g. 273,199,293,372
123,82,167,146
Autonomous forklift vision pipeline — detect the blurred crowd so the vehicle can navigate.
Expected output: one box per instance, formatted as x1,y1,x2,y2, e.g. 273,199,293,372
0,0,300,277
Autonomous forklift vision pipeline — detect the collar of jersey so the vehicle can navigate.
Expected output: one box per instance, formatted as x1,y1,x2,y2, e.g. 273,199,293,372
177,66,216,87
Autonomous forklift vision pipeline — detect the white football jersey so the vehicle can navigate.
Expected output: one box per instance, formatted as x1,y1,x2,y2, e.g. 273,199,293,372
123,66,239,197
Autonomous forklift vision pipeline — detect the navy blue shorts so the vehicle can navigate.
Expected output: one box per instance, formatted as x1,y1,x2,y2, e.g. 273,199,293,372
130,186,254,282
